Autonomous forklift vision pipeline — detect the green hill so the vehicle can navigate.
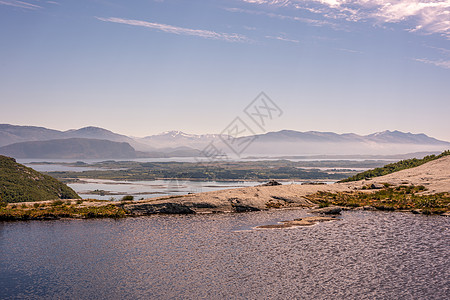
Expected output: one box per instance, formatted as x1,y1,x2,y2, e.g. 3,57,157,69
339,150,450,182
0,155,80,203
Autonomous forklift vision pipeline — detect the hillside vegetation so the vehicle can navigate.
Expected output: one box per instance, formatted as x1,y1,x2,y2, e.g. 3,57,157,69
0,155,80,203
340,150,450,182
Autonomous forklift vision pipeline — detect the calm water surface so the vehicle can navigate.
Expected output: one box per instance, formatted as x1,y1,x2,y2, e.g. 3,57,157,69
1,211,449,299
67,179,333,200
67,179,269,200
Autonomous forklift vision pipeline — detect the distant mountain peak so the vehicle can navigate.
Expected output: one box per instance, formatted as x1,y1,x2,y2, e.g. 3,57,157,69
67,126,114,133
159,130,189,137
153,131,218,139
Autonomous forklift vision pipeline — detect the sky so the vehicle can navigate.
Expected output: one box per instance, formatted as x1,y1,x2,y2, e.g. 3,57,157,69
0,0,449,140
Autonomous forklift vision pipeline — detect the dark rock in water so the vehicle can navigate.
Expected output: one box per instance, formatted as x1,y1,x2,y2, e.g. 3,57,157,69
374,205,395,211
124,203,195,215
310,206,342,215
232,204,261,213
261,180,282,186
363,206,376,211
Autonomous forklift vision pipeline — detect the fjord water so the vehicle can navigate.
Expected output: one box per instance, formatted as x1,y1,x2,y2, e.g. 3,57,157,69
1,211,449,299
67,179,267,200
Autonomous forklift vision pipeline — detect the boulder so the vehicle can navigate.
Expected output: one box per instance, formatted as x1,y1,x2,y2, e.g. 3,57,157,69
261,180,282,186
363,206,376,211
310,206,342,215
369,183,384,189
124,203,195,215
232,204,261,213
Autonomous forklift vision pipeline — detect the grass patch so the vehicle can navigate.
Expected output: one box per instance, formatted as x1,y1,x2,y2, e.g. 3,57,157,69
318,202,330,208
51,199,65,206
265,201,283,209
307,185,450,214
0,203,127,221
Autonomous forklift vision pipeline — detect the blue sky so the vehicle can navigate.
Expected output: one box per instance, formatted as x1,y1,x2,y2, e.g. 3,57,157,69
1,0,449,140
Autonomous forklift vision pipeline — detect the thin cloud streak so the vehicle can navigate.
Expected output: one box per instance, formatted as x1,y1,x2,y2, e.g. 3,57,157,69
0,0,41,9
225,7,343,30
239,0,450,39
266,35,300,43
96,17,249,43
335,48,363,54
414,58,450,69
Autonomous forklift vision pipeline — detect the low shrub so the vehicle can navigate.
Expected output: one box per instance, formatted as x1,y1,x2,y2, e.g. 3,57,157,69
51,200,64,206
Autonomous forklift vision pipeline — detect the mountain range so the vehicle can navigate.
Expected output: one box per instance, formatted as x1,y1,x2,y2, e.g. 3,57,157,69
0,124,449,158
237,130,450,156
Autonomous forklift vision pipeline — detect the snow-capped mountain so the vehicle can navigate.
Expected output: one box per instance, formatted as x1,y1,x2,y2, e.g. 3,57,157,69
139,131,225,149
1,124,449,157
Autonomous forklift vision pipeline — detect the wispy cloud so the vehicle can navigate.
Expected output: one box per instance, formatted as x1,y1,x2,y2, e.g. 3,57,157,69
225,7,342,30
96,17,249,43
239,0,450,39
414,44,450,69
266,35,300,43
335,48,363,54
425,45,450,56
0,0,41,9
414,58,450,69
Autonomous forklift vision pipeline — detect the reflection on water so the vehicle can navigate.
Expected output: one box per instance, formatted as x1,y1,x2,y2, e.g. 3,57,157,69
0,210,449,299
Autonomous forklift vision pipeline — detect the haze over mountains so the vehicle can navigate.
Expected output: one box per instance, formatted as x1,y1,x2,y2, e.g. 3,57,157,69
0,124,449,159
239,130,450,156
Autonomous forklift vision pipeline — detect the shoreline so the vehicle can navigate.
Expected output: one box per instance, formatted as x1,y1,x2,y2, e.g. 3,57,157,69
1,183,449,221
3,155,450,221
